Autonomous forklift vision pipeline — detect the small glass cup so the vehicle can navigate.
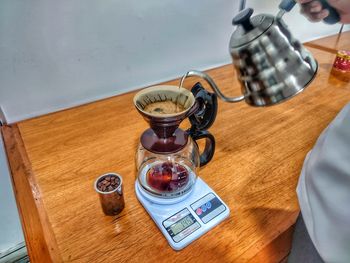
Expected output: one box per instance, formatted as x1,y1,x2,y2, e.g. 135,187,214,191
94,173,125,216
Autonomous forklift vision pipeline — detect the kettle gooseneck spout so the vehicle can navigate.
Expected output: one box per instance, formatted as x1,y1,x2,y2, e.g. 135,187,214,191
180,70,245,103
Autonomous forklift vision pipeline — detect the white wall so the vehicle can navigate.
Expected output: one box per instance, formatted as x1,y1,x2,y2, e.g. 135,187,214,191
0,136,25,254
0,0,348,123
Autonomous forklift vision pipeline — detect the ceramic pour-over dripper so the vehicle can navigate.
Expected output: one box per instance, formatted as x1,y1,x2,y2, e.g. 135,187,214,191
134,85,217,156
134,84,217,199
134,86,197,153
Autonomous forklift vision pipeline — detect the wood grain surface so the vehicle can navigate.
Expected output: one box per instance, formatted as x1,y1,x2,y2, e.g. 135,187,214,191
3,35,350,263
305,30,350,53
1,125,61,263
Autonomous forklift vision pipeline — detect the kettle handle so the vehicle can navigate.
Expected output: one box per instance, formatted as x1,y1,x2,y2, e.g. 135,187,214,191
318,0,341,24
278,0,296,13
181,70,245,103
278,0,340,24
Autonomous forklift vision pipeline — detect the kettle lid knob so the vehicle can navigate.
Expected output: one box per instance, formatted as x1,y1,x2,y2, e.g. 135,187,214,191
232,8,254,32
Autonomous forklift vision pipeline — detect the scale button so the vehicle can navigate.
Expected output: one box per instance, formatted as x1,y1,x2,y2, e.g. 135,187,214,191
201,205,207,212
196,208,203,215
206,202,212,209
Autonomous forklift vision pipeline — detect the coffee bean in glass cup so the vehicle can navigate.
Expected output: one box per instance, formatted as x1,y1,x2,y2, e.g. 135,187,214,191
94,173,125,216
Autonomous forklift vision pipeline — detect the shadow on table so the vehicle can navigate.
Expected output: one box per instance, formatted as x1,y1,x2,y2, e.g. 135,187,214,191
246,207,299,263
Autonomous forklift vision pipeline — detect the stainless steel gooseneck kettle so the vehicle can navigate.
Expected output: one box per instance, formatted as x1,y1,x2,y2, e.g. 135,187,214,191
182,0,323,106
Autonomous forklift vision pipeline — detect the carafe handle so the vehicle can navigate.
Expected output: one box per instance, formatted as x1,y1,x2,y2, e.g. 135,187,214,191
190,130,215,167
188,82,217,166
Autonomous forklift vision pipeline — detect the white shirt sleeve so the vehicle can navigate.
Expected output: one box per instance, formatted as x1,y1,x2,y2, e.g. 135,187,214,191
297,103,350,263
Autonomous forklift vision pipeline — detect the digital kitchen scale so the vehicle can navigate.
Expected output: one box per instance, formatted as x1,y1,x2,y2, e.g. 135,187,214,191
135,177,230,250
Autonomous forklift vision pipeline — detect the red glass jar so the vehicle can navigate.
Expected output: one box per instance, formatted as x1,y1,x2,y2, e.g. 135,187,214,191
333,50,350,73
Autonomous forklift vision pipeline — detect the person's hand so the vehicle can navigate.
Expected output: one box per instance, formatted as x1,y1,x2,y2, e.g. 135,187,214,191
297,0,350,24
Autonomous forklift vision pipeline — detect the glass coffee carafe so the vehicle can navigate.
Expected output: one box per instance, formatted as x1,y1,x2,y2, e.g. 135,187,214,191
134,83,217,199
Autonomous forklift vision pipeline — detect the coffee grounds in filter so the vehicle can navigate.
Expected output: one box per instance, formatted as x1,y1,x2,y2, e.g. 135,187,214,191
144,100,185,115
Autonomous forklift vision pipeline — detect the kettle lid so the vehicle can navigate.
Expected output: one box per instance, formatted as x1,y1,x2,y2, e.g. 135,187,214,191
230,8,273,48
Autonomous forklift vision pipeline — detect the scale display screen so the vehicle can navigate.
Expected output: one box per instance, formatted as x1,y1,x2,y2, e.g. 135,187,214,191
163,208,200,243
170,215,195,235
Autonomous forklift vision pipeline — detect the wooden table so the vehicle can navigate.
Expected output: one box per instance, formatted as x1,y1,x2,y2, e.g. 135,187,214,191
2,33,350,263
305,30,350,53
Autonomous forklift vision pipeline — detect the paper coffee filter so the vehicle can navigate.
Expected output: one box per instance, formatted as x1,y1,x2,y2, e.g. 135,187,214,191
134,85,195,116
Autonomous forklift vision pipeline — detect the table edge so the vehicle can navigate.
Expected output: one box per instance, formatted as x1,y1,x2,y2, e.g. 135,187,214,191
1,125,62,263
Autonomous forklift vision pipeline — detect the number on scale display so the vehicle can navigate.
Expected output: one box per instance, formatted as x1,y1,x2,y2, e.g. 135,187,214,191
170,216,194,236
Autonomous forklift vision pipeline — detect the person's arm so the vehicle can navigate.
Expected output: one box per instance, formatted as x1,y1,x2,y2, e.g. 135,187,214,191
297,0,350,23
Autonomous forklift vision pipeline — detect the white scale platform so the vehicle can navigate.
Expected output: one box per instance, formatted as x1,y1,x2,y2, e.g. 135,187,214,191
135,177,230,250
